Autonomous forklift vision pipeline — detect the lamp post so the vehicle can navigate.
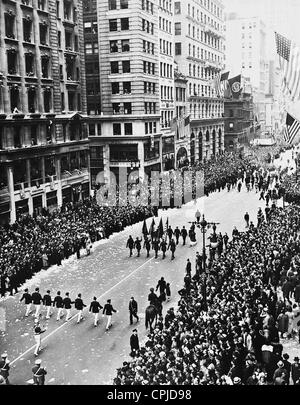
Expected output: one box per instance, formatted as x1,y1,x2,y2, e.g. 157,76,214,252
198,215,220,312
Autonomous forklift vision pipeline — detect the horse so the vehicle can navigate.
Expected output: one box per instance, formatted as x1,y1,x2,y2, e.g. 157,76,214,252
145,298,163,331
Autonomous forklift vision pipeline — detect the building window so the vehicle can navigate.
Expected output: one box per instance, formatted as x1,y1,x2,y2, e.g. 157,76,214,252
68,91,75,111
110,40,118,53
122,39,130,52
56,1,60,17
120,0,128,9
25,52,35,76
112,103,121,114
40,22,48,45
28,87,36,113
111,82,120,94
111,61,119,73
174,2,181,14
10,85,20,112
5,11,15,39
7,49,17,75
175,42,182,55
124,102,132,114
121,18,129,30
109,19,118,31
44,88,51,112
124,123,132,135
38,0,46,10
23,16,32,43
122,60,130,73
113,123,121,135
175,22,181,35
123,82,131,94
108,0,117,10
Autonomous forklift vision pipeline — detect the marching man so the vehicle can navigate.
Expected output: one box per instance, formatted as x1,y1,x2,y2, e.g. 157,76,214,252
62,292,73,322
89,297,103,327
20,288,32,317
43,290,52,319
53,291,64,321
74,293,86,324
31,287,43,318
33,319,47,357
103,299,117,331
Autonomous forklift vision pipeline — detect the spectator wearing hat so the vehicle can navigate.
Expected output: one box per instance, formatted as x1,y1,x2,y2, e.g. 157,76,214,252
130,329,139,357
43,290,52,319
291,357,300,385
282,353,291,384
0,353,10,384
273,360,288,384
103,299,117,331
32,359,47,385
129,297,139,325
20,288,32,317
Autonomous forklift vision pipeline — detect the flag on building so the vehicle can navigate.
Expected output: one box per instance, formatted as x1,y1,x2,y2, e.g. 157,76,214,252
284,112,300,145
220,71,230,96
275,31,300,101
228,75,242,99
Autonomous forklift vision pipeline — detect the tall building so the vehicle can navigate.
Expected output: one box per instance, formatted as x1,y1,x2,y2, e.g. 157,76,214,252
88,0,162,188
0,0,89,225
225,14,268,130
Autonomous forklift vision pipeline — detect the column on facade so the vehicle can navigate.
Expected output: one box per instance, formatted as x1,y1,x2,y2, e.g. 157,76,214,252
55,155,62,206
103,144,110,185
16,1,28,113
7,165,16,224
39,123,47,145
137,142,145,182
32,2,43,112
0,3,10,114
23,126,31,147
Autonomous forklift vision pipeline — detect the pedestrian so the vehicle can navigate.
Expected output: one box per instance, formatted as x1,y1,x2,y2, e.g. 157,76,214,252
166,282,171,301
126,236,134,257
129,297,139,325
53,291,64,321
195,209,201,224
89,297,103,327
20,288,32,317
43,290,52,319
223,233,229,249
168,239,176,260
143,237,151,258
174,226,181,245
259,191,265,201
237,182,242,192
244,212,250,228
134,237,142,257
32,359,47,385
181,226,187,245
167,226,173,243
291,357,300,385
103,299,117,331
32,287,43,318
74,293,86,324
33,319,47,357
160,239,167,259
63,292,73,322
130,329,140,357
0,353,10,385
186,259,192,275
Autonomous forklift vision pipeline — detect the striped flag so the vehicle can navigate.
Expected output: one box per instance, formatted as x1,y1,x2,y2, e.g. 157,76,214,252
275,31,300,101
285,112,300,145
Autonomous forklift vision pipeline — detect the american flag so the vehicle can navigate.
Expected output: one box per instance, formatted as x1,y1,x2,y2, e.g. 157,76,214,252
284,112,300,145
275,32,300,101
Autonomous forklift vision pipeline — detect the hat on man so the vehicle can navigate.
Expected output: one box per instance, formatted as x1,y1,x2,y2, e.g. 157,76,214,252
35,359,42,365
294,357,299,362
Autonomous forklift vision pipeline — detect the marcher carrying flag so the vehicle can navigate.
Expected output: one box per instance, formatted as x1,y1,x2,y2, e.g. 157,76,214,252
142,219,148,237
157,218,164,239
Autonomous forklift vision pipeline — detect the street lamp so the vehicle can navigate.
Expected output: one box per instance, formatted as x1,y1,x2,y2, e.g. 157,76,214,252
198,215,220,312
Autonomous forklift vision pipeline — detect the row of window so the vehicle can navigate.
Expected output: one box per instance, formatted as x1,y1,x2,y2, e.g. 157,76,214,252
188,64,217,81
111,82,131,95
189,83,214,98
189,102,223,119
143,40,155,55
188,24,221,49
6,51,50,77
111,60,131,74
188,44,221,63
160,62,173,79
112,122,132,136
112,102,132,115
84,42,98,54
110,39,130,53
159,39,172,56
161,110,174,129
143,61,156,75
159,17,172,33
160,85,173,101
109,18,130,31
159,0,172,13
186,0,222,20
3,86,52,114
145,121,157,134
142,19,155,35
144,81,156,94
108,0,129,10
4,13,48,45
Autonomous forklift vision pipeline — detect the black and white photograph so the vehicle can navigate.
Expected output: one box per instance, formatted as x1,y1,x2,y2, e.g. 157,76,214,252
0,0,300,392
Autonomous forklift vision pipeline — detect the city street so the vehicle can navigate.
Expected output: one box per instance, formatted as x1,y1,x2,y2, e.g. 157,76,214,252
0,149,297,385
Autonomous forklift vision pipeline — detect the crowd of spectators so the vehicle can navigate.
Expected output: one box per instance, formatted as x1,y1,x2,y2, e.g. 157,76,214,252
114,203,300,385
0,200,156,297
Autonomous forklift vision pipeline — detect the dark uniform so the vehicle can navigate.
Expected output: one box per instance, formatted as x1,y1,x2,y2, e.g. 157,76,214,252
152,239,160,258
89,298,103,326
130,330,139,357
168,239,176,260
103,301,117,331
53,292,64,321
20,290,32,317
181,227,188,245
32,289,43,318
143,238,151,258
74,295,86,323
43,291,52,319
134,238,142,257
156,278,166,301
174,227,181,245
129,298,139,325
160,240,167,259
126,236,134,257
63,294,73,321
32,361,47,385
